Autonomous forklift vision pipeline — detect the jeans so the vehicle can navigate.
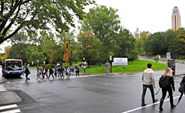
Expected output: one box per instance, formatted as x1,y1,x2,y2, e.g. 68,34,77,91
67,72,70,79
25,73,30,82
49,73,54,79
160,87,174,108
76,71,79,76
141,84,155,105
58,72,64,78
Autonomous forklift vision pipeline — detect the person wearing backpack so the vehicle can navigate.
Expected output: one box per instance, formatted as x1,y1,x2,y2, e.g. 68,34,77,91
159,67,175,111
141,63,158,107
24,66,30,82
49,66,55,79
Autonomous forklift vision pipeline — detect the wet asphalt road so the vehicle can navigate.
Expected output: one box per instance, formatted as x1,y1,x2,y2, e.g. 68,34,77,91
2,63,185,113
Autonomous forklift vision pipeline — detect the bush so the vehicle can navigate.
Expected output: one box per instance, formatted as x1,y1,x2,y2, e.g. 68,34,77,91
154,56,159,62
41,64,56,68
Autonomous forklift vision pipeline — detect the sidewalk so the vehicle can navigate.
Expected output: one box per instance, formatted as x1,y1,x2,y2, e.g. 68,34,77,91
139,56,185,76
0,76,22,105
0,75,6,84
0,91,22,105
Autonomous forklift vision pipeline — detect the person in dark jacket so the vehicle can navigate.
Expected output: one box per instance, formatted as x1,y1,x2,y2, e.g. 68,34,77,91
180,76,185,85
24,66,30,82
49,66,54,79
75,66,80,76
159,67,176,111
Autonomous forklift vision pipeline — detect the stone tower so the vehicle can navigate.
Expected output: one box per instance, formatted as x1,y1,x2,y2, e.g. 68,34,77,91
172,6,181,30
134,28,140,39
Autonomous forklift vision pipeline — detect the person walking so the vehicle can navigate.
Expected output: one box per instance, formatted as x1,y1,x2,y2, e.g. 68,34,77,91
45,67,49,79
61,66,64,79
159,67,175,111
37,66,41,80
41,66,45,79
24,66,30,82
49,66,55,79
54,66,58,77
66,66,70,79
58,66,61,78
75,66,80,76
141,63,158,107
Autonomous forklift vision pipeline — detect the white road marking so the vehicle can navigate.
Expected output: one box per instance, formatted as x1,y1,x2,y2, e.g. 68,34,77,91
0,104,17,110
1,109,20,113
122,95,184,113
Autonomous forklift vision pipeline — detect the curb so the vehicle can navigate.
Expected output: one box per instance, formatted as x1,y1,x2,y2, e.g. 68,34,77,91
0,77,7,84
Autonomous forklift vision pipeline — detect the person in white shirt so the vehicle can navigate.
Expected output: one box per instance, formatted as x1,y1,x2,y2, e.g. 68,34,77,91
141,63,158,107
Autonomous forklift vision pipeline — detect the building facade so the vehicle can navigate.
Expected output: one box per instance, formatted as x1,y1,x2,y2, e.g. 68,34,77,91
172,6,181,31
133,28,140,39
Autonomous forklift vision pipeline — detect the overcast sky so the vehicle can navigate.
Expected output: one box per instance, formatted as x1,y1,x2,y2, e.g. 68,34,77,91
88,0,185,34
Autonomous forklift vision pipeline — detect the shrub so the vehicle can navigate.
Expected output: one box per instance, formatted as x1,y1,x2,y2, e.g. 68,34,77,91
154,56,159,62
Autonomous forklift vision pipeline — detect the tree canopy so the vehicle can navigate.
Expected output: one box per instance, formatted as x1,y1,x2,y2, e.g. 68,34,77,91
0,0,95,44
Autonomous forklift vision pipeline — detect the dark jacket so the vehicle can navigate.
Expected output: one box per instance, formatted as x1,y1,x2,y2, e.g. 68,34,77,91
25,68,30,74
75,67,79,72
49,68,53,74
180,76,185,85
164,76,175,90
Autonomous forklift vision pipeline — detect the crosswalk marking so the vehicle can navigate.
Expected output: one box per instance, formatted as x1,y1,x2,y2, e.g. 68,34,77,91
1,109,20,113
0,104,21,113
0,104,17,110
122,95,185,113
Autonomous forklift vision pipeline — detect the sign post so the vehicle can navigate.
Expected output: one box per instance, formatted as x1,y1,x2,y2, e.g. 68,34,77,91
110,55,113,73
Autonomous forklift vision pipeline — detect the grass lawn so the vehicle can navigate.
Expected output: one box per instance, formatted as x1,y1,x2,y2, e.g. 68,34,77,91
80,60,167,74
176,59,185,61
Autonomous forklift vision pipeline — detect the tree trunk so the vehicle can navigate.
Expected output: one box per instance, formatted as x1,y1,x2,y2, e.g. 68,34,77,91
98,57,101,66
70,50,72,66
88,60,90,68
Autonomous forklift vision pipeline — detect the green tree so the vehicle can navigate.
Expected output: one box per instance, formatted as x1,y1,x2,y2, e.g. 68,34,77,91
80,5,121,63
54,31,76,65
174,28,185,56
164,29,177,57
0,0,95,44
115,29,138,60
146,32,167,55
78,31,102,66
8,43,45,64
139,31,150,54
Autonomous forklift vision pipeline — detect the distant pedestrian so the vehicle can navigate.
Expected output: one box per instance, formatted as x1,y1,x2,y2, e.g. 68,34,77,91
66,66,70,79
61,66,64,79
159,67,175,111
79,64,81,68
58,66,64,79
42,66,46,79
54,66,58,77
141,63,158,107
24,66,30,82
49,66,54,79
37,66,41,80
75,66,80,76
45,67,49,79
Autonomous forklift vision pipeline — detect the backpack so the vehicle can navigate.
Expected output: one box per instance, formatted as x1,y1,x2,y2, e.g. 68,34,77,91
159,75,170,88
179,76,185,93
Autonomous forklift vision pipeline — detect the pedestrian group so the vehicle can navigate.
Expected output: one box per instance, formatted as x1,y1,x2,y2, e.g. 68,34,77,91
141,63,185,111
24,65,80,82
